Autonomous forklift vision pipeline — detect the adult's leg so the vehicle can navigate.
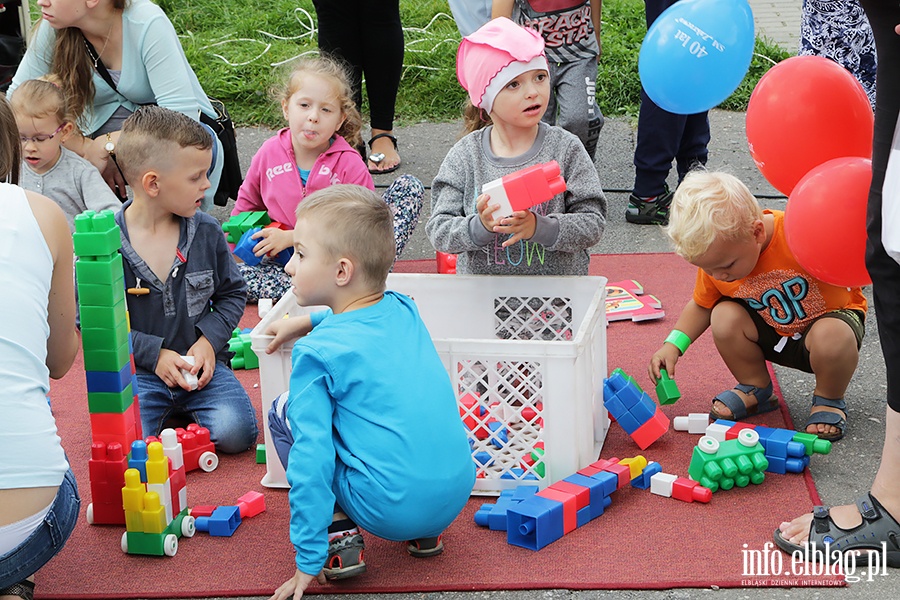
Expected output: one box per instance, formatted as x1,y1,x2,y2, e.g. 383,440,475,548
313,0,365,110
675,111,710,182
778,0,900,544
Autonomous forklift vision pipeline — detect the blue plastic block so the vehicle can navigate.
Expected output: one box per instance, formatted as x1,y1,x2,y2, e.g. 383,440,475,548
761,428,796,459
512,486,540,501
196,505,242,536
128,440,148,482
576,506,592,528
473,451,493,467
590,494,613,520
754,425,776,444
713,419,737,428
233,227,263,266
507,495,564,551
785,440,807,459
563,473,607,509
85,361,133,394
629,395,656,424
474,505,494,528
488,421,508,449
589,470,619,498
272,247,293,266
630,461,663,490
610,382,645,410
614,407,641,434
767,455,787,475
786,456,810,474
603,392,626,421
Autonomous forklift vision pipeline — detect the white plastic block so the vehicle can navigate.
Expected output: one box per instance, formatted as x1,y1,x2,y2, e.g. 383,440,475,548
705,422,731,442
250,274,609,494
160,428,184,471
180,355,198,391
673,413,709,435
650,472,678,497
258,298,273,319
481,177,514,221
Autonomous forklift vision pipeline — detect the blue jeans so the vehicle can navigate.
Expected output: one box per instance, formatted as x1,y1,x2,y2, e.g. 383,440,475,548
0,469,80,588
137,364,258,454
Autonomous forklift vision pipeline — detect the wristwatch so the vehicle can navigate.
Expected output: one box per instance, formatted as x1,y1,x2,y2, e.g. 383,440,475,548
104,133,115,156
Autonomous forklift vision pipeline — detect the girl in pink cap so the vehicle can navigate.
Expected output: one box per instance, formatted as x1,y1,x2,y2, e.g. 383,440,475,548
426,17,606,276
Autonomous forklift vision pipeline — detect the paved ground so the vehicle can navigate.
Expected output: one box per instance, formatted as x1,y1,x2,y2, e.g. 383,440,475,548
192,2,893,598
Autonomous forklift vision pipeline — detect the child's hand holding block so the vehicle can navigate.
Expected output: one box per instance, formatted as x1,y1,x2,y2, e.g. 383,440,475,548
180,355,198,391
482,161,567,220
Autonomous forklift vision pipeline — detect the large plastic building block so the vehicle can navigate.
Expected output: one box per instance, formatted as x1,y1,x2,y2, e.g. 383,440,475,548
649,470,712,503
195,505,242,536
222,211,271,243
674,413,709,434
436,251,457,274
237,491,266,518
482,161,566,220
229,328,258,370
603,370,670,449
256,443,266,464
233,227,263,266
709,419,831,474
688,429,768,492
605,280,665,323
73,210,121,258
74,252,125,287
179,424,218,473
506,495,564,550
655,369,680,405
474,487,538,531
121,509,195,557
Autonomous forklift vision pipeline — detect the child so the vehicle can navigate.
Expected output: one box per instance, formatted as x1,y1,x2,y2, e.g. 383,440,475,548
10,76,121,232
648,171,867,441
492,0,605,159
427,17,606,276
265,185,474,598
231,55,424,302
113,106,258,454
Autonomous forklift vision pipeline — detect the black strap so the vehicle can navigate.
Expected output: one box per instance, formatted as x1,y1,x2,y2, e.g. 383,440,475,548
83,34,121,95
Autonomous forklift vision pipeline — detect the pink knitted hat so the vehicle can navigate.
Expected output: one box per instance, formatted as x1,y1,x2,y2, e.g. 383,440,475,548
456,17,548,114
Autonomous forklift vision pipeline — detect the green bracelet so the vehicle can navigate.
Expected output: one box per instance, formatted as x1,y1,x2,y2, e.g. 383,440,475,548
665,330,691,355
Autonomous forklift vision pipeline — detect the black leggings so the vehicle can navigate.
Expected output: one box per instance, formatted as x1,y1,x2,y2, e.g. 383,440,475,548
312,0,404,132
861,0,900,413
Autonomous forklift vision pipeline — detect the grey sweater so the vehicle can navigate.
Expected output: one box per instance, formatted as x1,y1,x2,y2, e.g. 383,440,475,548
427,122,606,275
19,147,121,232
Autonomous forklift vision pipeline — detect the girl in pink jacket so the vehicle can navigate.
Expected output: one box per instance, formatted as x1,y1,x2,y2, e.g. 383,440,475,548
231,56,423,301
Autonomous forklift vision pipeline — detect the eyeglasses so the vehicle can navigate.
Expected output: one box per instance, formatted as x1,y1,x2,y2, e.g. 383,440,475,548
20,123,66,144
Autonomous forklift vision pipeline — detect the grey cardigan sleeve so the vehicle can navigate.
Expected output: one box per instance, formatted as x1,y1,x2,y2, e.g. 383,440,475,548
427,142,491,252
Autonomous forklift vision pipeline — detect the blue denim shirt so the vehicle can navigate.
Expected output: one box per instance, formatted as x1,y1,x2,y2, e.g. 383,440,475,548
115,202,247,373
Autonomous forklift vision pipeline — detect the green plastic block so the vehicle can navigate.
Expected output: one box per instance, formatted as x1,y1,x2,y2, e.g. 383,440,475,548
688,432,768,493
80,298,127,331
83,340,131,372
228,330,258,370
791,431,832,456
73,210,121,258
655,369,681,405
222,211,271,243
530,447,545,479
610,367,643,394
75,253,124,287
87,383,134,413
256,444,266,464
81,324,130,351
77,280,125,307
123,510,189,557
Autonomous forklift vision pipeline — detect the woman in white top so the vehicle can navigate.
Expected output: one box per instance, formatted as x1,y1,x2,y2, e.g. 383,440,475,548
0,93,80,600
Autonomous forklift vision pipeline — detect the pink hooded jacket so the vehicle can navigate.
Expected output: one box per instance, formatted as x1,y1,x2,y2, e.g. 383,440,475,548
231,128,374,227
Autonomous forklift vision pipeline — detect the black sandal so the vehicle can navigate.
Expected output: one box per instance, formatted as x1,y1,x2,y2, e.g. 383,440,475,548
367,133,400,174
774,492,900,567
0,580,35,600
804,395,847,441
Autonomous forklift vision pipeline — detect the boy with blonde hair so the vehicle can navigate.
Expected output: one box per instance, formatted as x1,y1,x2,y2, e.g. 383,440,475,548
648,171,867,441
265,185,475,600
114,106,257,454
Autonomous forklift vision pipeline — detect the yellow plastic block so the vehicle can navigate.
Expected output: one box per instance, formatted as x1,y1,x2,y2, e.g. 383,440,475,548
141,491,167,534
146,442,169,485
122,468,145,513
619,455,648,480
125,510,144,532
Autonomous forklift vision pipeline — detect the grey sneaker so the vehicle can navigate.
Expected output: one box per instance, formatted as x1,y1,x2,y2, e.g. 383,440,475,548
625,189,674,225
323,532,367,580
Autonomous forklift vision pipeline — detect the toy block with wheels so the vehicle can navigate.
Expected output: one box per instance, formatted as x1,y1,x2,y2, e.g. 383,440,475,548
688,429,768,492
705,419,831,474
603,369,670,450
251,274,609,493
482,161,566,220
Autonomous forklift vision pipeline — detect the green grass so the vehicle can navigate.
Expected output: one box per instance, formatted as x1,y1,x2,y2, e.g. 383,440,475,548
32,0,792,127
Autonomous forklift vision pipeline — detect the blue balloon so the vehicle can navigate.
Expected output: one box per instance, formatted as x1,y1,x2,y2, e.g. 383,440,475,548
638,0,755,114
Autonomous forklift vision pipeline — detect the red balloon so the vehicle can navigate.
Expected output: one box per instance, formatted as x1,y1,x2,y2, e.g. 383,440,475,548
747,55,873,196
784,157,872,288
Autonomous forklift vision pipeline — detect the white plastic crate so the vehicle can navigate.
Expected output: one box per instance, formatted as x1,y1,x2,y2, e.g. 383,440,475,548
251,273,609,494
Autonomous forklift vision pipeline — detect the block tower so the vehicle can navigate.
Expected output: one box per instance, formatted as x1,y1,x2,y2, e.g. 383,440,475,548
73,210,143,525
120,430,195,556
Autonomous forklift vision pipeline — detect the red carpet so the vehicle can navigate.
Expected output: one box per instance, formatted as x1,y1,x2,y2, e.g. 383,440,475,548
35,253,841,599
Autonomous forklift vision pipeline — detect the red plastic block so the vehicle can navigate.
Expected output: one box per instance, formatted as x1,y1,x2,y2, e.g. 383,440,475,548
536,487,577,534
191,505,216,518
671,477,712,503
725,421,757,440
630,409,670,450
602,463,631,489
549,480,590,511
436,251,457,274
237,491,266,518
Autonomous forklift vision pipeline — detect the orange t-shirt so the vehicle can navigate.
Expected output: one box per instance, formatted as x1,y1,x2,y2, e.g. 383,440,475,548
693,210,867,336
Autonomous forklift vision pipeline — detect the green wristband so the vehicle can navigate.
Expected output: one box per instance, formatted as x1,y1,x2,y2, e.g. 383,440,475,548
665,330,691,355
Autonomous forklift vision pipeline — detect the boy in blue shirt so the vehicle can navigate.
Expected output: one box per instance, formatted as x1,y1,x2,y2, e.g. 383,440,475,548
265,185,475,599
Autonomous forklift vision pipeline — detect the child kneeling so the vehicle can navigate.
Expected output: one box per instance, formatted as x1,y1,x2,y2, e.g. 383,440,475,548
265,185,475,598
649,171,866,441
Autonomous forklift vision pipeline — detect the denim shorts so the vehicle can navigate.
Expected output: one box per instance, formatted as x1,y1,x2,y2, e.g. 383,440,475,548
0,469,80,588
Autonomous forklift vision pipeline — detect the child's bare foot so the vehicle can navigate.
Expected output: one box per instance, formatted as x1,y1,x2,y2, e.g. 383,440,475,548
710,382,777,421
